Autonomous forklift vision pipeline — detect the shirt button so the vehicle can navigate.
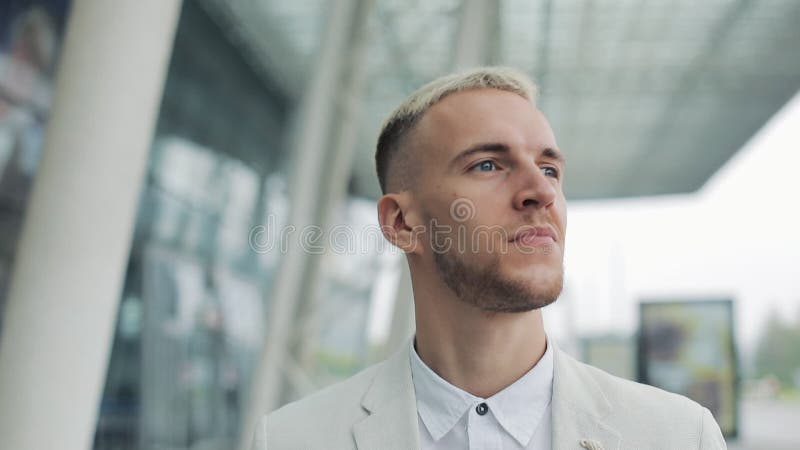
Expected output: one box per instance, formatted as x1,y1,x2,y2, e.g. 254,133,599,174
476,402,488,416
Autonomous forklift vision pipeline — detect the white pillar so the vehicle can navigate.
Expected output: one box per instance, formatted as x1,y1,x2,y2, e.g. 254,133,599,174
291,0,374,390
0,1,181,450
238,1,367,448
383,263,415,358
452,0,501,69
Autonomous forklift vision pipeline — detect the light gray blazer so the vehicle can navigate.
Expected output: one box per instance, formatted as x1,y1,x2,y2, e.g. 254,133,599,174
251,343,726,450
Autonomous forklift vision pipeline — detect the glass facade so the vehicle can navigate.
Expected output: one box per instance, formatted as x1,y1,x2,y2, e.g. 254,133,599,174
0,0,71,335
297,198,402,394
92,2,292,448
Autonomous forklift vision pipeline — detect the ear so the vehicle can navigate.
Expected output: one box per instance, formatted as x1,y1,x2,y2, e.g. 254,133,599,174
377,193,423,255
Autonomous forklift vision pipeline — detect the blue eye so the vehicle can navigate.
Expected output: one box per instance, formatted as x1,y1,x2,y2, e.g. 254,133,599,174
474,160,497,172
542,166,559,178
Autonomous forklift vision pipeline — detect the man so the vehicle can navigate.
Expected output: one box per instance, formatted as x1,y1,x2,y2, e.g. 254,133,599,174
251,67,727,449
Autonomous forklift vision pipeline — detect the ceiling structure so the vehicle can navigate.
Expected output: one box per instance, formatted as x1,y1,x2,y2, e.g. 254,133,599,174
207,0,800,200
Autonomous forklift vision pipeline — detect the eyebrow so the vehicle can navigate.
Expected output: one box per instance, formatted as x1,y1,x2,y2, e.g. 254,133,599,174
450,142,566,169
541,147,566,167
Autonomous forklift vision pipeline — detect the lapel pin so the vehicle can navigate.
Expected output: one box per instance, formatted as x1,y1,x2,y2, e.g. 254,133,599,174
579,438,604,450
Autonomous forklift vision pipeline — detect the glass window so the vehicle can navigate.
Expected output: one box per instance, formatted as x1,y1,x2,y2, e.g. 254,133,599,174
92,2,292,448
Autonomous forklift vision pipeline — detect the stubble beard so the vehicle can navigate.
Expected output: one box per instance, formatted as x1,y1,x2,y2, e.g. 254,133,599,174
432,248,563,313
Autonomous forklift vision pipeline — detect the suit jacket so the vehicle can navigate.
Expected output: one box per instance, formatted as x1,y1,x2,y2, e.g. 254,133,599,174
251,343,726,450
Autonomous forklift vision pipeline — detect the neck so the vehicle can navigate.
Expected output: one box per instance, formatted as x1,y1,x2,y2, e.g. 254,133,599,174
411,265,548,398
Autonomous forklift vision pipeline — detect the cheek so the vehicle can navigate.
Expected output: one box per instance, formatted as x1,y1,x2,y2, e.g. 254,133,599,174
556,196,568,228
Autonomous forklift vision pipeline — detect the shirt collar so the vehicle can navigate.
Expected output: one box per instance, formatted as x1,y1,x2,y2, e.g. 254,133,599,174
409,338,554,447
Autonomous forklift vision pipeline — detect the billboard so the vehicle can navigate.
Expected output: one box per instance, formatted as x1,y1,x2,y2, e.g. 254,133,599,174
638,299,738,438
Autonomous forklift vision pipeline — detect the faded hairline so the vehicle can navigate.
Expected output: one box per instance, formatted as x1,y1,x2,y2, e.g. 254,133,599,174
375,66,539,193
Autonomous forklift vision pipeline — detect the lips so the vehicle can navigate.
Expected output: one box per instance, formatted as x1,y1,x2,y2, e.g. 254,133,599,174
511,226,557,246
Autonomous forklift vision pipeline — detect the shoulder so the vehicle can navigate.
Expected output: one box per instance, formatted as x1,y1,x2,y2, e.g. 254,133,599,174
578,358,700,413
558,353,726,449
269,361,381,423
253,361,384,449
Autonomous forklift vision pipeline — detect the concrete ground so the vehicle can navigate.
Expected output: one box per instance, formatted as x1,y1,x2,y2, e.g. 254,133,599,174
726,399,800,450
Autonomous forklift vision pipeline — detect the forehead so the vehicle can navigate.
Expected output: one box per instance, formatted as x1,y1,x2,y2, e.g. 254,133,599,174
413,89,556,159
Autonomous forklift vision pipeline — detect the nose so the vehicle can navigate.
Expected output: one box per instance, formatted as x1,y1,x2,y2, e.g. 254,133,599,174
512,163,557,211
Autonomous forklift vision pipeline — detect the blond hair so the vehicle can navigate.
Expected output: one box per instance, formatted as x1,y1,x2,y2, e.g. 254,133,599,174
375,66,538,193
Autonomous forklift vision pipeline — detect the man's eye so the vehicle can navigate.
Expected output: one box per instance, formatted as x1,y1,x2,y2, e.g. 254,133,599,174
473,160,497,172
542,166,559,178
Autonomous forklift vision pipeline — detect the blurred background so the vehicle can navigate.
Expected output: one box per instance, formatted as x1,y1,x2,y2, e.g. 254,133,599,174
0,0,799,449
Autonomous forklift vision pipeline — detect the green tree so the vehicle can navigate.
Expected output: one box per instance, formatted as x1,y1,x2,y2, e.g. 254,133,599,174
753,309,800,389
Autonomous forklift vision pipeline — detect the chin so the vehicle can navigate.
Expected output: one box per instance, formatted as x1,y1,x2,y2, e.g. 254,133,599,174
480,266,563,313
507,259,563,284
516,268,564,296
482,280,562,313
432,245,565,313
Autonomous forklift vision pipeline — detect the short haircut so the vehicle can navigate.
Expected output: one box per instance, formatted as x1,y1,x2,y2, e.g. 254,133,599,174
375,66,539,193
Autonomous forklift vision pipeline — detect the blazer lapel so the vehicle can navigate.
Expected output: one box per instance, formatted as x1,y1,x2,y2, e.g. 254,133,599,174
551,346,622,450
353,343,420,450
351,341,622,450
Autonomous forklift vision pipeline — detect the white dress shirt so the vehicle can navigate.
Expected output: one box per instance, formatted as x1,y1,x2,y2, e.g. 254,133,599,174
409,338,554,450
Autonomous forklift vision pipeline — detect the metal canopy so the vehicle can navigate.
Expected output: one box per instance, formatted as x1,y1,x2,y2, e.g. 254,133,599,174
209,0,800,200
495,0,800,199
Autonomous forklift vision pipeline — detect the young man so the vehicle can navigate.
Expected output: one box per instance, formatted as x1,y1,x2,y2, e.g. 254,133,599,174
251,67,727,450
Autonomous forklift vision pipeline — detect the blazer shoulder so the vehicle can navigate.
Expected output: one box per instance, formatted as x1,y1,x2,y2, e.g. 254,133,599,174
256,361,385,449
578,359,700,412
568,358,726,448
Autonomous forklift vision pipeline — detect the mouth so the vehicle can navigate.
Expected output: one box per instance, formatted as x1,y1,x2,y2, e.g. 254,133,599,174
510,225,557,246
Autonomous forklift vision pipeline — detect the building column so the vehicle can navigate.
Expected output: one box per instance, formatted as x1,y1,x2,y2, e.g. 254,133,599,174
382,263,415,359
452,0,501,69
237,1,372,449
0,1,181,450
290,0,374,398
